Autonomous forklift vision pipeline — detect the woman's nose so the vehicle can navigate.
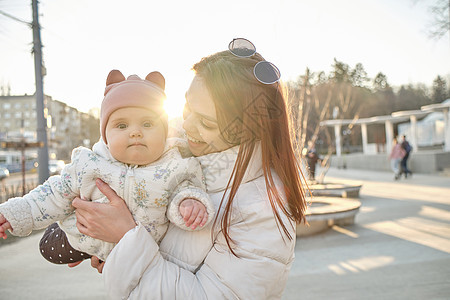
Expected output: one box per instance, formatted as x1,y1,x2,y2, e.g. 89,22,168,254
130,130,143,138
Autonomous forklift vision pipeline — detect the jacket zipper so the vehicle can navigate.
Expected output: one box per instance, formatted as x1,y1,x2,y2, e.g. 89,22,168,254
124,165,136,202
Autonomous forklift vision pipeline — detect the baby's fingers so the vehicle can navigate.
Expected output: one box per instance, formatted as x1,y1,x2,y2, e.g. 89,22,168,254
190,213,204,230
1,221,11,231
181,204,194,223
0,225,9,239
199,211,209,227
185,205,201,228
190,205,208,230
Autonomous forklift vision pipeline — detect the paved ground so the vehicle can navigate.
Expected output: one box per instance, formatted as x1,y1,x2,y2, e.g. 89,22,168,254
284,167,450,300
0,167,449,299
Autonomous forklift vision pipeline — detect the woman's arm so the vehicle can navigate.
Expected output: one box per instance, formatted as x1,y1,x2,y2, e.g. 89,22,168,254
77,179,295,299
73,180,218,298
102,204,294,300
102,224,219,299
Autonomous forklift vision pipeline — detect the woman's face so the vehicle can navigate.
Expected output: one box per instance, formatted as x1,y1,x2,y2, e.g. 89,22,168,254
183,75,233,156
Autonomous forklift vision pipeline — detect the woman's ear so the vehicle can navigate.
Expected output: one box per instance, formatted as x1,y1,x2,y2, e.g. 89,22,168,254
106,70,126,86
145,71,165,91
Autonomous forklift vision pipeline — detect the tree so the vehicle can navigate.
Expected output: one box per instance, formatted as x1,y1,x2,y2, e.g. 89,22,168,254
428,0,450,40
414,0,450,40
396,84,432,111
431,75,449,103
288,68,334,183
287,58,437,173
350,63,369,87
330,58,350,83
369,72,396,116
372,72,390,91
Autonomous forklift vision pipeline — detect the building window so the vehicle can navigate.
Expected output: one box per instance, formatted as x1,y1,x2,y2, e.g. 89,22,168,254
4,113,10,119
14,103,21,109
3,103,11,109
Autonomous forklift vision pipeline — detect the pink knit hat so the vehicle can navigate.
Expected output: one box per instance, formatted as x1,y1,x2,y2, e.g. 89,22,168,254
100,70,167,143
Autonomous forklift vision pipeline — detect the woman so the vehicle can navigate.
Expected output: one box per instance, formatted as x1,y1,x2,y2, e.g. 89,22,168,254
72,39,307,299
389,138,406,180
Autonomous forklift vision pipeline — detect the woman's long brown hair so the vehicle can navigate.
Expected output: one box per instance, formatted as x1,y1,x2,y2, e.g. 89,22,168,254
193,51,307,256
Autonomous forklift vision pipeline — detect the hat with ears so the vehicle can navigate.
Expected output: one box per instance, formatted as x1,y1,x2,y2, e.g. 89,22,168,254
100,69,167,143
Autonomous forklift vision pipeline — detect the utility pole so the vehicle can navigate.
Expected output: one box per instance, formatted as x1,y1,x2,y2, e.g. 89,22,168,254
32,0,49,183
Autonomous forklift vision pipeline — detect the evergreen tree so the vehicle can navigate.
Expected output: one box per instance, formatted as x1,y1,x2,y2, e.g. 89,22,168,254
373,72,389,91
330,58,350,83
431,75,448,103
350,63,369,87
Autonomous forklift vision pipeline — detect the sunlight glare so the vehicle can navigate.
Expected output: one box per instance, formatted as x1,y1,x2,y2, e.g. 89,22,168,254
164,92,185,120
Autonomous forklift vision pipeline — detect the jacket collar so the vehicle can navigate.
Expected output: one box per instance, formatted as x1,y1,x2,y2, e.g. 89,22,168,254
196,143,263,193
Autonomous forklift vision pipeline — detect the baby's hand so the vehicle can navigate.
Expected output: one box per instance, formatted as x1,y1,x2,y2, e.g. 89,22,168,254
179,199,208,230
0,213,12,239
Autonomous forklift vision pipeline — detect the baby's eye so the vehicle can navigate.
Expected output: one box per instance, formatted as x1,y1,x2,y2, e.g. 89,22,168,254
117,123,127,129
143,122,153,128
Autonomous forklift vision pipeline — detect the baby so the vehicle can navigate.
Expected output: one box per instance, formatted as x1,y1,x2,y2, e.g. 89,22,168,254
0,70,213,264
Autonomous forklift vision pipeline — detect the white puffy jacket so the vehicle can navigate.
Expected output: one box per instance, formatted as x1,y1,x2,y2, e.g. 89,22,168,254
103,145,297,299
0,138,213,262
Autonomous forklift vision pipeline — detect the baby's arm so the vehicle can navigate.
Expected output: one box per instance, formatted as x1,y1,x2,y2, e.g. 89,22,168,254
0,213,12,239
179,198,209,229
0,148,82,237
166,157,214,232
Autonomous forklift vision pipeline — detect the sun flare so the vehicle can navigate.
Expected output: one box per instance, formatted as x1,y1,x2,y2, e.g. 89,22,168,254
164,93,185,120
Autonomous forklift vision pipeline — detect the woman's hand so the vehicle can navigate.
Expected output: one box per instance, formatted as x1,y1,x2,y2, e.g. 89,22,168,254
91,256,105,273
72,179,136,243
67,256,105,274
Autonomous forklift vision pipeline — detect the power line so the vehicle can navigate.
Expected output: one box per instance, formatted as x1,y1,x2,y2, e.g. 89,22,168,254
0,3,49,183
0,9,30,25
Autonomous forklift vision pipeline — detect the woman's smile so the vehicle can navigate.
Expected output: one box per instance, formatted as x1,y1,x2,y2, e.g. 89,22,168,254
186,134,205,144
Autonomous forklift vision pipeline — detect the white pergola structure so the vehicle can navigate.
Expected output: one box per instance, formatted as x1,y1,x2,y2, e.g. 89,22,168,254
421,101,450,152
391,110,430,153
320,110,430,157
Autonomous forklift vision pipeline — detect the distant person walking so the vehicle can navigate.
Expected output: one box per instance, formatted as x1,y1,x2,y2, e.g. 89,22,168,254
389,138,406,180
304,140,319,182
399,135,413,178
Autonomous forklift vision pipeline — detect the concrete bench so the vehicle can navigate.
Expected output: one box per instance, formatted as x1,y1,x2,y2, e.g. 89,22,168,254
309,183,362,198
296,197,361,237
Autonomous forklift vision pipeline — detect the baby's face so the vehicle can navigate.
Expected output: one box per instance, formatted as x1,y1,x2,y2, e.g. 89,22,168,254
105,107,166,165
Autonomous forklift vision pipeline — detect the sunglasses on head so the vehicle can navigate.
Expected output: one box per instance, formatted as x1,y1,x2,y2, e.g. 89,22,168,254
228,38,281,85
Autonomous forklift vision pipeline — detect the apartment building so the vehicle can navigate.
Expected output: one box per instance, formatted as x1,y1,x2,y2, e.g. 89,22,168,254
0,94,99,163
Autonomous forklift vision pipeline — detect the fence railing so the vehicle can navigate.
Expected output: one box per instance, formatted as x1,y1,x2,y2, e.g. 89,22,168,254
0,181,39,204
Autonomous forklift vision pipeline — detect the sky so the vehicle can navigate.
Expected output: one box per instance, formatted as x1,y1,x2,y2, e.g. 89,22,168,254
0,0,449,118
